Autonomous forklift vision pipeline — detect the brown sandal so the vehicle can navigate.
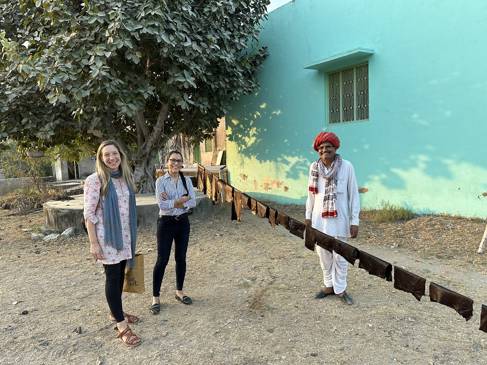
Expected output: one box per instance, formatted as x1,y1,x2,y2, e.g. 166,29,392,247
116,326,141,348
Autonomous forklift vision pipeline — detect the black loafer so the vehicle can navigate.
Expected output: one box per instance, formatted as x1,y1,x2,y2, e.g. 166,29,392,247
339,292,354,305
175,295,192,305
150,303,161,315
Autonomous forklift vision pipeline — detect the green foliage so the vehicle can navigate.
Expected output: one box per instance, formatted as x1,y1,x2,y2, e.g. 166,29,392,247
46,139,95,163
363,202,417,223
0,0,269,190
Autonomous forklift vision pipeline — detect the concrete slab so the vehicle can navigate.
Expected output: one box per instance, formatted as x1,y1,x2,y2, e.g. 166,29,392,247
43,191,212,233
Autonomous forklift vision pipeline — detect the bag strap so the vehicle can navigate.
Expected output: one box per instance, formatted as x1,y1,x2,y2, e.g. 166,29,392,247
179,171,189,196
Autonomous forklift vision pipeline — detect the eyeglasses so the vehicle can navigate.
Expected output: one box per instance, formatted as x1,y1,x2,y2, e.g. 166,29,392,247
169,158,183,164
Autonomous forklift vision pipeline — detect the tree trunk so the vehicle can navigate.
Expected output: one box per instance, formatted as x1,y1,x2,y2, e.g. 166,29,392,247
182,136,194,164
132,103,169,193
133,152,156,193
160,134,194,165
210,135,218,165
159,136,178,167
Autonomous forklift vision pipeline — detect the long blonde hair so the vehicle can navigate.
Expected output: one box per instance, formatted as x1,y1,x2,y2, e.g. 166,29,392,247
95,140,135,196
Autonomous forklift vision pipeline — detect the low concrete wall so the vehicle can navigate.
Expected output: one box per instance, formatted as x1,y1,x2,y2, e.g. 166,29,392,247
44,191,214,233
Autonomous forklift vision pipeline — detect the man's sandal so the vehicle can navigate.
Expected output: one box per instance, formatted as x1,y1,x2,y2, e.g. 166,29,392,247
116,327,141,348
314,287,335,299
109,312,140,324
339,291,354,305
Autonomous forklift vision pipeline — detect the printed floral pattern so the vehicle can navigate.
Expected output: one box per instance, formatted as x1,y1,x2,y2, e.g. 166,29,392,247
83,173,132,265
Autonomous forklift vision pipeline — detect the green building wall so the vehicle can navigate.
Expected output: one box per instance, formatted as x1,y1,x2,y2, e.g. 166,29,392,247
226,0,487,218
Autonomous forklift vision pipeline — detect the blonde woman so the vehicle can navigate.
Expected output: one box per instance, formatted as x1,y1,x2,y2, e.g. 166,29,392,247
83,140,141,347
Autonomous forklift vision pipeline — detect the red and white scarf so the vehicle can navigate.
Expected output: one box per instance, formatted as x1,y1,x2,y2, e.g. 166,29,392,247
308,155,342,218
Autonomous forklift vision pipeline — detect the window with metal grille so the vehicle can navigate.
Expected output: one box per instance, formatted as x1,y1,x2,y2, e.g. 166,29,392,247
328,64,368,123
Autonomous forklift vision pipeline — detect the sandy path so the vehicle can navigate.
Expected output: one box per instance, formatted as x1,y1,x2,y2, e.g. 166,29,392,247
0,207,486,365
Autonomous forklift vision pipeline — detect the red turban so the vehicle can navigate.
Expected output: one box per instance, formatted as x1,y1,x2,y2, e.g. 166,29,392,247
313,132,340,151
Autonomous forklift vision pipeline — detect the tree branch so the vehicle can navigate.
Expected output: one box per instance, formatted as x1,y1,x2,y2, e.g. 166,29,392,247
140,102,168,157
135,110,148,147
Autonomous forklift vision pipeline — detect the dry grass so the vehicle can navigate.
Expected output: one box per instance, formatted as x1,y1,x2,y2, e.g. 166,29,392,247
0,187,71,214
362,202,417,223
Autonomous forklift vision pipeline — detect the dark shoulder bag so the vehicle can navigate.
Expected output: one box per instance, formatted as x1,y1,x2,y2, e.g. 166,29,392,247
178,171,189,196
178,171,193,214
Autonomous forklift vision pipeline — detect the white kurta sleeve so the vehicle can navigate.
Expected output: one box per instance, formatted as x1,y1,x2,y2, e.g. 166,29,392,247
347,163,360,226
305,163,315,220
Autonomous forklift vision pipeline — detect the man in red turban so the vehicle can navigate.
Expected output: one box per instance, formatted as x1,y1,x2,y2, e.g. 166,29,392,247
306,131,360,305
313,132,340,151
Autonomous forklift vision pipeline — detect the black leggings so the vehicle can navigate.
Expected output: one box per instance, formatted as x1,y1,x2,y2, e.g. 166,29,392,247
152,215,190,296
103,260,126,323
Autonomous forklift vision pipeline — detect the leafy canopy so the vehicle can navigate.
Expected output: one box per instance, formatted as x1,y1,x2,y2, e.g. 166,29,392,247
0,0,269,187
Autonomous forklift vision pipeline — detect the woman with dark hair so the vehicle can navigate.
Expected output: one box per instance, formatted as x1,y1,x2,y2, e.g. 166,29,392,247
83,140,141,347
150,150,196,314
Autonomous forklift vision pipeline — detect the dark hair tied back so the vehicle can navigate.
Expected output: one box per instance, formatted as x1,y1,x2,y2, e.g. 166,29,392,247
166,150,183,162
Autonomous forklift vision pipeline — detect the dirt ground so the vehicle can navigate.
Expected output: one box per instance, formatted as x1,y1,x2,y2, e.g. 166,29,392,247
0,204,486,365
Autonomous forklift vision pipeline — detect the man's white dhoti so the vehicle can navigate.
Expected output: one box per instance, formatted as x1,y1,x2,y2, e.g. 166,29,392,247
316,237,349,294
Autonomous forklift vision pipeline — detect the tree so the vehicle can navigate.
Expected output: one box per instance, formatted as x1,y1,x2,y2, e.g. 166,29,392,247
0,0,269,191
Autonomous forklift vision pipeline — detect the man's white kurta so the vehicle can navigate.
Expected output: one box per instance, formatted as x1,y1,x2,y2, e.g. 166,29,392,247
305,159,360,236
305,158,360,293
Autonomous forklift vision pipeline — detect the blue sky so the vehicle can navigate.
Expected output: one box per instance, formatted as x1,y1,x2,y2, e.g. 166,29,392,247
268,0,292,12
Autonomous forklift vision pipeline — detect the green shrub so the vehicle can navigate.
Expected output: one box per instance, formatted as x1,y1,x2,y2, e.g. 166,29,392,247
364,202,416,223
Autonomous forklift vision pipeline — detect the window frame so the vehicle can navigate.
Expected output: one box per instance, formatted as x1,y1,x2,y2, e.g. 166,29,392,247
327,63,369,124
